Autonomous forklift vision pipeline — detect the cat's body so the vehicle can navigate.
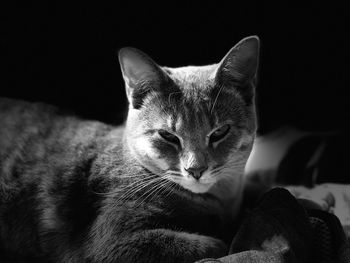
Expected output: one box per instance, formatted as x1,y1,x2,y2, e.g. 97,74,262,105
0,98,229,262
0,36,260,262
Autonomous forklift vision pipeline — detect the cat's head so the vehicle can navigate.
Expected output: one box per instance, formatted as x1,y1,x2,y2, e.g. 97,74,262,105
118,36,259,195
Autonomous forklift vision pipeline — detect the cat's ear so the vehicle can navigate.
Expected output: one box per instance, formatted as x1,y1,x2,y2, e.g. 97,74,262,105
118,47,166,108
216,36,260,86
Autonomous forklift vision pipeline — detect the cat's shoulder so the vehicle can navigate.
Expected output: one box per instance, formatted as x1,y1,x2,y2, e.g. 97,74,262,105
0,96,63,119
0,97,121,143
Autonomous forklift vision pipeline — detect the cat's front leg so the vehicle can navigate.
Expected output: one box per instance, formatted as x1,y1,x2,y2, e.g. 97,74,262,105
86,228,228,263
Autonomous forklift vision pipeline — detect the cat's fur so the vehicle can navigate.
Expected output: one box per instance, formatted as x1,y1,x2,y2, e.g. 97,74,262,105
0,36,259,262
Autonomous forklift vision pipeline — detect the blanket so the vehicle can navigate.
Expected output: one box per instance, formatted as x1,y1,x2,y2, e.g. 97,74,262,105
244,127,350,238
196,188,350,263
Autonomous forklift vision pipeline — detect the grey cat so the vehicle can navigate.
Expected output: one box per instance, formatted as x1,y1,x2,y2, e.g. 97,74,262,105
0,36,259,262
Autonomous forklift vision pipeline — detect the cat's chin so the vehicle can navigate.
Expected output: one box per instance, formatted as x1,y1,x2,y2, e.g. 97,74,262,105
174,178,215,194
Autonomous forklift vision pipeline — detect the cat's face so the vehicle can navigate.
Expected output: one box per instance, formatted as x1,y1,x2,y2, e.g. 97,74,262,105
119,36,259,195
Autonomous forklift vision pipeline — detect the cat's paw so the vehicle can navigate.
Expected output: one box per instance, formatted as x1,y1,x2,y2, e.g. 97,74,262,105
193,235,228,260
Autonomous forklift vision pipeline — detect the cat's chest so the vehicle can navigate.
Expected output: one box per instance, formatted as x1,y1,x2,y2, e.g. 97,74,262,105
154,195,237,240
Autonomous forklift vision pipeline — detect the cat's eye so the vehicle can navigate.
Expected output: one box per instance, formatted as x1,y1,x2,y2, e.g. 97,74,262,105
209,124,230,144
158,130,181,146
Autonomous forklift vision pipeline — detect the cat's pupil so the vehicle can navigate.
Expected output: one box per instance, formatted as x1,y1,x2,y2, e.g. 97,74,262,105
209,124,230,144
158,130,181,146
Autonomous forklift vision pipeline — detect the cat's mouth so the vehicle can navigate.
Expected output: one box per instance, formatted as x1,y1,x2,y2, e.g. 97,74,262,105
162,169,217,193
165,174,215,194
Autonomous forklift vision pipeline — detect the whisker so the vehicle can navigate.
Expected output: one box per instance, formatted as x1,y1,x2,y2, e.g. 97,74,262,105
140,179,170,205
96,171,183,207
134,173,178,205
210,84,224,115
133,178,168,206
211,163,246,174
162,180,178,200
117,173,156,179
115,177,162,205
164,171,182,178
94,175,158,196
101,178,160,206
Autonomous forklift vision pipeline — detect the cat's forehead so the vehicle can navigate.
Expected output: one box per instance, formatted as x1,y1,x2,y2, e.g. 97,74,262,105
143,65,247,131
168,101,214,132
163,65,217,90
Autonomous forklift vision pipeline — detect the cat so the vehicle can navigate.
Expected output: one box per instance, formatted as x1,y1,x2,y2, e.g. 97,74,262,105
0,36,259,263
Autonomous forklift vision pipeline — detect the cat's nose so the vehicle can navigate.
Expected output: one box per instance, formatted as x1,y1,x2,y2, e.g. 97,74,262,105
185,165,208,180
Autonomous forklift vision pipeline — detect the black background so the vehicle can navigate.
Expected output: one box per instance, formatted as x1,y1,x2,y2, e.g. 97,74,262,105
1,2,349,134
